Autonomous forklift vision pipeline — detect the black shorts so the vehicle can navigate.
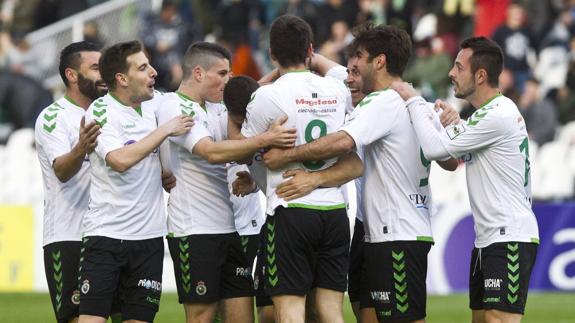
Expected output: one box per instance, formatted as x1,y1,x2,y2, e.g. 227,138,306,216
362,240,432,322
167,232,254,304
44,241,81,323
469,241,538,314
262,206,350,297
78,236,164,322
348,218,365,304
240,233,260,267
254,235,273,308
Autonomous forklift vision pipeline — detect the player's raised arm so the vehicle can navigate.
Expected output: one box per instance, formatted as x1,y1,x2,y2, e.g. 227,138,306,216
192,115,296,164
263,130,355,170
105,114,193,172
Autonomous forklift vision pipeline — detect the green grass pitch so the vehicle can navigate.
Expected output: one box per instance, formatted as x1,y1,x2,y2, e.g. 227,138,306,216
0,292,573,322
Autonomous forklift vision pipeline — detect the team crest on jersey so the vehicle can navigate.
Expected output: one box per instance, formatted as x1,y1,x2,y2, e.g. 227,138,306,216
196,281,207,296
71,290,80,304
81,280,90,294
446,123,466,140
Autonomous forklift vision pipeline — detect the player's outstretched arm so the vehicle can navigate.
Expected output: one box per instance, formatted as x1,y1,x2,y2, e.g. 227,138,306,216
193,116,297,164
263,130,355,170
391,81,452,160
106,115,193,172
53,117,100,182
276,152,363,201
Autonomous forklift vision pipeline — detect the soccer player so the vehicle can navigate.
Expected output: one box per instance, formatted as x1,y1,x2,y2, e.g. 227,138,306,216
260,23,459,323
35,41,106,323
240,15,363,323
391,36,540,323
79,40,193,323
156,42,298,323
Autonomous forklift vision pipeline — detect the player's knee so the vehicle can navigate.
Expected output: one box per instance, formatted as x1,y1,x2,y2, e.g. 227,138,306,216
184,303,217,323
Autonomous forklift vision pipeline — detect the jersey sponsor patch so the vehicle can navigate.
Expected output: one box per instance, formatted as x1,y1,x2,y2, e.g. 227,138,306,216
445,123,466,140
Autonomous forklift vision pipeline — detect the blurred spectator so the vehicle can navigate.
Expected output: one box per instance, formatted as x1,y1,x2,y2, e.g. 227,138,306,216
190,0,218,36
315,0,358,46
355,0,384,26
0,68,52,136
4,32,52,80
215,0,259,47
518,0,560,48
2,0,39,34
140,0,202,91
319,20,353,65
499,68,520,103
474,0,510,38
519,77,558,145
83,21,103,49
386,0,415,38
557,34,575,124
278,0,320,43
215,0,263,80
404,37,452,101
492,3,535,93
34,0,88,30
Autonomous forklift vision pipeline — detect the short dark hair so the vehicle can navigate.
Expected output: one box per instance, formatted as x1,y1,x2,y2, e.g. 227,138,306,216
269,15,313,68
350,23,412,77
181,42,231,80
59,41,101,86
460,37,503,87
223,76,259,116
99,40,143,91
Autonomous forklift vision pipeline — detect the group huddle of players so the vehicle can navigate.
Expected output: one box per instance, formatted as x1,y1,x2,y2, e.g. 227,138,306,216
35,14,539,323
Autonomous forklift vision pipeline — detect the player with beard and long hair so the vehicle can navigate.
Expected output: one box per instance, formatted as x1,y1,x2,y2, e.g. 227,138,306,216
34,41,114,323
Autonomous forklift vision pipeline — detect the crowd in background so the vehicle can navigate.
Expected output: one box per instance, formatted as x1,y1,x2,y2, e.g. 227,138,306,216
0,0,575,147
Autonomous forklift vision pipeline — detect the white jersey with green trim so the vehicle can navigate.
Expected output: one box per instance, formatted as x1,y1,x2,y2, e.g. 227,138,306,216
406,94,539,248
157,92,236,236
35,97,89,246
227,162,265,236
84,93,167,240
340,89,440,243
242,70,349,215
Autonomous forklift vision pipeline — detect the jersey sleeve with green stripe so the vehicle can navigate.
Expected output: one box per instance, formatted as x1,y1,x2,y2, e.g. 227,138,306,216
157,93,236,236
340,90,434,243
406,95,539,247
83,94,167,240
242,71,349,215
35,97,90,245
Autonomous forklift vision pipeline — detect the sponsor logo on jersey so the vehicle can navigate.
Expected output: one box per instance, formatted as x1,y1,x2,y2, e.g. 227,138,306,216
370,290,391,303
295,96,338,113
236,267,252,278
409,193,429,209
121,122,136,129
484,278,502,290
138,279,162,292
